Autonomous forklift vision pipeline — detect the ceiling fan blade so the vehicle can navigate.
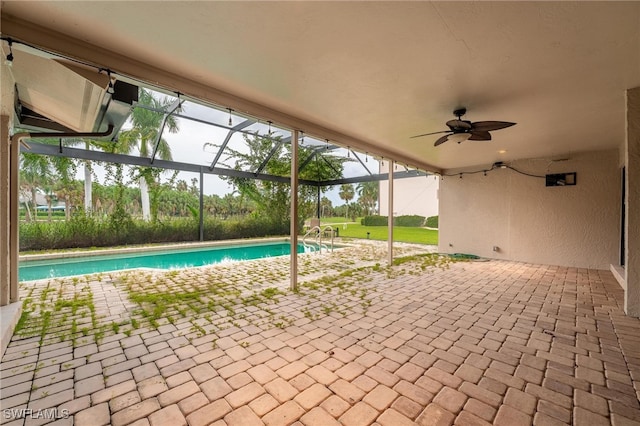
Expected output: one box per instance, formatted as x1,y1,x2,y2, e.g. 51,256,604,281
410,130,451,139
446,119,472,130
470,121,516,132
468,131,492,141
434,135,450,146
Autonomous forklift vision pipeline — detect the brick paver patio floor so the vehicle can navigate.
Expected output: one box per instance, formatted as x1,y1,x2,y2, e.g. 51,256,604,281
1,241,639,425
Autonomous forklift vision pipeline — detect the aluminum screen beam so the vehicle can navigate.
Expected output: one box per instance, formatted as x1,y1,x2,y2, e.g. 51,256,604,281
150,97,182,164
297,144,342,173
23,142,430,188
23,142,319,186
253,136,291,176
320,155,341,176
319,169,427,186
134,103,260,146
209,118,256,170
351,151,373,176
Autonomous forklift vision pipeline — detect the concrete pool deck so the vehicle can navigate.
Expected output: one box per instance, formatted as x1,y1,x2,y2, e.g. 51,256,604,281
1,240,639,425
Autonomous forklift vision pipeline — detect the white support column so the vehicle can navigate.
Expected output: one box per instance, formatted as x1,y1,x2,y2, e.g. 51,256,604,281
9,129,18,303
199,168,204,242
388,161,394,266
625,87,640,316
290,130,299,292
0,115,10,306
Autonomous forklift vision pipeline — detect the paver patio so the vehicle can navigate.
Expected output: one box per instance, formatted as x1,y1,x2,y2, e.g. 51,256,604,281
1,240,640,425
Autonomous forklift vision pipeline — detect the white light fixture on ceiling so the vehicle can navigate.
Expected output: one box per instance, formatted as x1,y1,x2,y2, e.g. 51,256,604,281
448,133,472,144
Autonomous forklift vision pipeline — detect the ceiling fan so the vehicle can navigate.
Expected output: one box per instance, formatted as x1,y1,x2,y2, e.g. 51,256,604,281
411,108,516,146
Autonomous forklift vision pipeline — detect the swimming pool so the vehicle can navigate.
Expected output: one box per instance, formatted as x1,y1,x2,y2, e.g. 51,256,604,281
19,241,316,281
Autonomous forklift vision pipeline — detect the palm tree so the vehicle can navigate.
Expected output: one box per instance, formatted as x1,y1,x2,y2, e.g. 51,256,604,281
356,181,379,216
44,155,77,221
55,180,82,221
19,138,76,221
338,184,355,220
320,196,333,218
64,137,111,213
222,193,239,219
118,89,179,221
20,153,52,221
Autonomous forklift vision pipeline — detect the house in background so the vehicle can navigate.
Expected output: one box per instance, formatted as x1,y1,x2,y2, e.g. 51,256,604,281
378,161,439,220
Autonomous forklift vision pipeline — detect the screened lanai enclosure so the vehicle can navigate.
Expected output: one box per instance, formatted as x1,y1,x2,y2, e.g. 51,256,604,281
12,40,432,242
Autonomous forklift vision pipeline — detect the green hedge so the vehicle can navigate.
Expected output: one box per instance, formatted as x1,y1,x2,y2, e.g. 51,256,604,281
20,210,66,219
361,215,426,227
361,215,388,226
394,215,425,227
426,215,439,228
20,215,289,251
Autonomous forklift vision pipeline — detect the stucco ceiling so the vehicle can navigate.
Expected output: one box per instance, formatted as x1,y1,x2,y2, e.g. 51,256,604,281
1,1,639,171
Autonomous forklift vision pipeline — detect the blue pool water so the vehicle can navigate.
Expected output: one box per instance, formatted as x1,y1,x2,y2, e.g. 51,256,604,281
19,242,314,281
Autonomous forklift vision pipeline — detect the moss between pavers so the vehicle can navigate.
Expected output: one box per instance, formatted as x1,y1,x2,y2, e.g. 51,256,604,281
10,242,452,351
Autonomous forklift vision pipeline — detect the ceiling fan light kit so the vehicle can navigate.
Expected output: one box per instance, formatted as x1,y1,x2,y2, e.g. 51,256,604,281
411,107,516,147
448,133,472,144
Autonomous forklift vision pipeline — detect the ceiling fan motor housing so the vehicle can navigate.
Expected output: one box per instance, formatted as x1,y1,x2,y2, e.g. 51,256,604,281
453,107,467,118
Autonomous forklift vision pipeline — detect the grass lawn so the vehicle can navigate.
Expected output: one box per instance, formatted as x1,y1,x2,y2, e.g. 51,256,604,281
330,223,438,245
316,217,353,224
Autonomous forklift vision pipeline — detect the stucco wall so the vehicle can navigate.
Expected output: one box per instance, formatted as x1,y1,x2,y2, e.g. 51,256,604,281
378,162,439,218
439,150,620,269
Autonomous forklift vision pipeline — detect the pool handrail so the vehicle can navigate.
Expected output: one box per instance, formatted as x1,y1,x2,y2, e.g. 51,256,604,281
302,225,335,253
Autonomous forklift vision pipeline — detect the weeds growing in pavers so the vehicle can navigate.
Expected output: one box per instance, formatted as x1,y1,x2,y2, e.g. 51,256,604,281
14,287,35,334
391,252,456,269
12,277,113,350
9,241,441,367
108,242,445,338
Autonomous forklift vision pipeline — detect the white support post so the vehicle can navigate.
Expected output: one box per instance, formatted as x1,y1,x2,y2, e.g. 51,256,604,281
199,168,204,242
0,116,10,306
388,161,394,266
290,130,299,292
625,87,640,316
9,129,18,303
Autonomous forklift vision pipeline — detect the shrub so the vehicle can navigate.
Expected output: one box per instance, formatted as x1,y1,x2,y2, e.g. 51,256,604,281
360,215,432,227
426,215,439,228
394,215,425,227
20,210,66,219
361,215,388,226
20,214,290,252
